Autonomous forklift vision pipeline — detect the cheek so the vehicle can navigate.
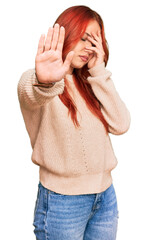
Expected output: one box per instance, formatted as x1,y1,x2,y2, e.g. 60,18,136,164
72,42,83,53
70,55,77,67
71,56,80,67
70,55,86,68
71,54,78,64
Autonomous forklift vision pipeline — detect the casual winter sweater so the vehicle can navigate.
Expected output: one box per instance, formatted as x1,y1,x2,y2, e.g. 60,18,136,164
17,62,130,195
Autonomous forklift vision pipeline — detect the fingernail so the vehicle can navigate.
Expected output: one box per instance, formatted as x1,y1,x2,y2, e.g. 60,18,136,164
54,23,59,27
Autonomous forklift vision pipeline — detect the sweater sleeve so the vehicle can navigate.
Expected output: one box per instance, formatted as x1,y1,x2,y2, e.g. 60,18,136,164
87,62,131,135
17,69,65,110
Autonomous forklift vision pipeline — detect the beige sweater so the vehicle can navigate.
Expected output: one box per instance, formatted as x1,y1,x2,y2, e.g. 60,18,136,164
17,62,130,195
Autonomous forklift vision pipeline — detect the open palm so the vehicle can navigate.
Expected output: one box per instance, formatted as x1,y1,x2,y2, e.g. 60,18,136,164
35,24,74,83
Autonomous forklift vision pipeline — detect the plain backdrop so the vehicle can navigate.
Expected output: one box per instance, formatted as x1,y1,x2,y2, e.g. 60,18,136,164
0,0,148,239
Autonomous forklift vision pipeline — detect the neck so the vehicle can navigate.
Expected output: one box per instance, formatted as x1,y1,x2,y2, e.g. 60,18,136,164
67,66,74,75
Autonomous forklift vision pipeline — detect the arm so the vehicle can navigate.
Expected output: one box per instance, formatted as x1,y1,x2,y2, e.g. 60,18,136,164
18,23,74,110
17,69,64,110
88,62,131,135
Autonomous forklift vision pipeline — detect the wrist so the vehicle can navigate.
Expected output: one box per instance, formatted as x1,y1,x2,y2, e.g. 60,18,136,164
33,82,55,88
33,72,56,88
88,62,105,77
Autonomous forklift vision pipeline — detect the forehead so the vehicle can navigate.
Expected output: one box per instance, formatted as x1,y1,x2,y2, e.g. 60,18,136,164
85,20,100,35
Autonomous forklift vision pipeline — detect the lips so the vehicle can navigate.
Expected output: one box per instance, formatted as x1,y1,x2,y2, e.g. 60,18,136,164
79,55,89,62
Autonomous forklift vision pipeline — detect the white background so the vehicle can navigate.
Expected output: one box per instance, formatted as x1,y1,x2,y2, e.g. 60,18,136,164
0,0,148,239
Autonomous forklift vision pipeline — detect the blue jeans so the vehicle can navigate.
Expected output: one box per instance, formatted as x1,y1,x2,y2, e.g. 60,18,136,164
33,182,119,240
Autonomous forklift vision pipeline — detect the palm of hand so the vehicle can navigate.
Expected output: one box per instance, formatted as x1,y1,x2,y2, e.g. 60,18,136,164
35,24,74,83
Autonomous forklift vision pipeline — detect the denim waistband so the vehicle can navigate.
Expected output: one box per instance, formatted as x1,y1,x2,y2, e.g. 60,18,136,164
38,181,63,195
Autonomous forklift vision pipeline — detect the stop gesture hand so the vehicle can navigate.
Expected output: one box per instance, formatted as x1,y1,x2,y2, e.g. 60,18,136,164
35,24,74,83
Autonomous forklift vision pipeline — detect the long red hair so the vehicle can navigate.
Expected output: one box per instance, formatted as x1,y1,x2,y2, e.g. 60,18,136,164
54,5,109,134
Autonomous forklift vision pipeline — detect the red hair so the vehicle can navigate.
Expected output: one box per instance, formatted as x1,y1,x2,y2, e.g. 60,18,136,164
54,5,109,133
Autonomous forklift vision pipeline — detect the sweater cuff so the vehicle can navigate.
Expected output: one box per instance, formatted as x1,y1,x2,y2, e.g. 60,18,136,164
87,62,112,83
88,62,106,77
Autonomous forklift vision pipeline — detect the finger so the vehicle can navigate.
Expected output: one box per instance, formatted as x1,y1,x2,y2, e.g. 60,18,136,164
84,49,93,54
63,51,74,71
37,34,45,55
91,32,100,41
45,27,53,51
87,35,98,47
86,46,105,62
85,46,100,56
92,31,103,44
97,29,102,37
51,23,60,50
88,35,103,51
57,26,65,52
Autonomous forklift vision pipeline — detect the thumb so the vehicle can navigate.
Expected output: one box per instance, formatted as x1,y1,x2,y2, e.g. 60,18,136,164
63,51,74,71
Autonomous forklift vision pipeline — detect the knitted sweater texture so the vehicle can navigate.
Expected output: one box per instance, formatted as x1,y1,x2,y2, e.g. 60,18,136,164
17,62,130,195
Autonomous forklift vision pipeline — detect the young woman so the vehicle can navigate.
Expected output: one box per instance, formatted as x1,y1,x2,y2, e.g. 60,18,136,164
18,5,130,240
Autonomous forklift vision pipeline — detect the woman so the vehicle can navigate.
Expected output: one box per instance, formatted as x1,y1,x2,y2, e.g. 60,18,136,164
18,5,130,240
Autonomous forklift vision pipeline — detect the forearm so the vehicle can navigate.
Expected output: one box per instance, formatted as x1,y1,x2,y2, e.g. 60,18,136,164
17,69,64,110
88,62,131,135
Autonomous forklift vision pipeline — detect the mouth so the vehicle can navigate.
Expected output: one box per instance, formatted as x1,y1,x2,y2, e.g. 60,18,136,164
79,55,89,62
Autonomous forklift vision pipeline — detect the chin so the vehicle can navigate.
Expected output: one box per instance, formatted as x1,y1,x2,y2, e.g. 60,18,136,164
72,63,87,70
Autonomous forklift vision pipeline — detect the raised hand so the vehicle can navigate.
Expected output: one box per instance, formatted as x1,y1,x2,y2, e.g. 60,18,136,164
35,23,74,83
85,30,105,69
